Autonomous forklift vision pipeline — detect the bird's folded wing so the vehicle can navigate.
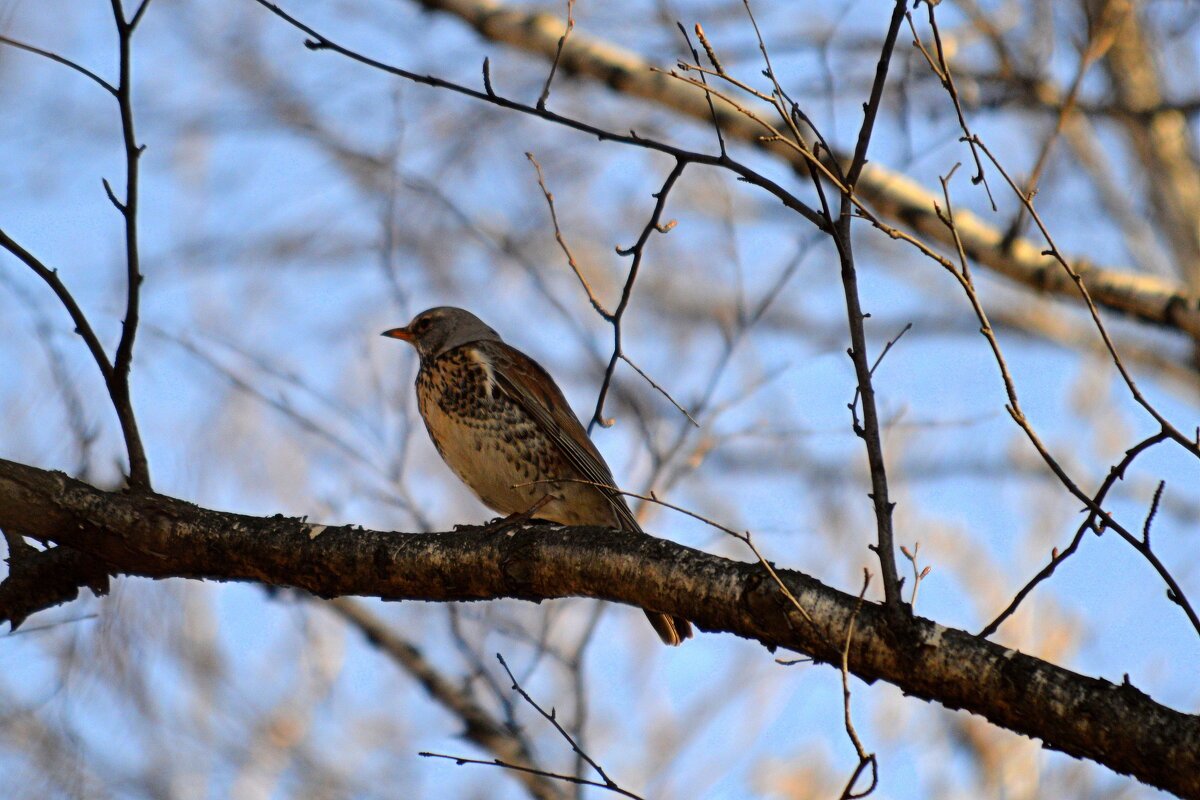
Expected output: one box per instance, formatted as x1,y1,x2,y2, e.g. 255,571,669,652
486,341,643,533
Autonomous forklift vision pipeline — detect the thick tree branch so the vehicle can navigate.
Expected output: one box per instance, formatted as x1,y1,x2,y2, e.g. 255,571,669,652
0,542,109,630
0,457,1197,798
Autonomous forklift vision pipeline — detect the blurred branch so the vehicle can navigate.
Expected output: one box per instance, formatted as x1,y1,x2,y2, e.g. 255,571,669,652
324,598,568,800
1095,0,1200,289
394,0,1200,344
250,0,828,230
1,457,1198,798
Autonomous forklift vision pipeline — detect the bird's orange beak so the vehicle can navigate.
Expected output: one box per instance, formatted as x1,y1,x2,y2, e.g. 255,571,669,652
381,326,413,341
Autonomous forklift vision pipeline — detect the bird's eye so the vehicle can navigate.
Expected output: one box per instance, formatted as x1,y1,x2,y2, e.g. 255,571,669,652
414,317,431,332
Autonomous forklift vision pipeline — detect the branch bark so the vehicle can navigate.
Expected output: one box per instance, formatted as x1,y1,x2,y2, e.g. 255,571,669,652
0,457,1197,798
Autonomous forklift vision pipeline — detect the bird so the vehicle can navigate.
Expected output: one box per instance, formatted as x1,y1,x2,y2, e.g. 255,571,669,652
382,306,693,646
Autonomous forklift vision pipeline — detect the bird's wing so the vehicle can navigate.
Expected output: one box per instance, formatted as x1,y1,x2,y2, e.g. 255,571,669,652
483,340,643,533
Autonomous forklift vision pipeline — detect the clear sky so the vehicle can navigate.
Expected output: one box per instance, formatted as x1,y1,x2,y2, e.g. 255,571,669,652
1,1,1197,798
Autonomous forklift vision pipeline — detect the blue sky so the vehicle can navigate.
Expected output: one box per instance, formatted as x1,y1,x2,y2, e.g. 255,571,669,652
2,1,1197,798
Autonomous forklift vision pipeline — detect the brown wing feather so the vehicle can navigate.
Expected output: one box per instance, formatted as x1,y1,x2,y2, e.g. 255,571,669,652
481,341,643,533
481,341,693,644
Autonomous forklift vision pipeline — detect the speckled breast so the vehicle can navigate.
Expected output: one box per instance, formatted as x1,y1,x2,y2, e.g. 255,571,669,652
415,345,570,517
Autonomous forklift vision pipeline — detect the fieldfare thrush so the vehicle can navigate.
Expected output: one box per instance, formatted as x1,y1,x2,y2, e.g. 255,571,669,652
382,306,693,646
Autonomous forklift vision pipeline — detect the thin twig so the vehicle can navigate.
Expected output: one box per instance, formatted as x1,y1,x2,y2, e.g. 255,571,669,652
619,352,698,427
675,22,726,156
515,476,822,631
108,0,152,490
536,0,575,110
935,164,1194,639
0,231,115,384
831,0,911,613
970,134,1200,463
249,0,828,229
906,8,996,209
524,153,694,431
590,159,687,430
850,321,912,418
487,654,643,798
837,570,878,800
525,152,610,319
0,34,117,94
324,599,566,800
1142,482,1165,546
418,753,644,799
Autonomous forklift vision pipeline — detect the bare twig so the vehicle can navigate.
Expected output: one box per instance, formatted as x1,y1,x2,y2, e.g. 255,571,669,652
325,599,567,800
850,321,912,418
590,159,687,431
838,570,878,800
619,352,698,427
536,0,575,110
969,134,1200,463
906,7,996,209
899,543,930,608
832,0,911,613
107,0,152,490
496,654,612,783
524,153,695,430
0,34,117,94
675,21,727,156
933,165,1197,640
0,232,115,385
0,273,99,477
249,0,827,230
1142,482,1165,546
515,477,823,633
418,752,644,799
415,654,646,798
525,152,609,318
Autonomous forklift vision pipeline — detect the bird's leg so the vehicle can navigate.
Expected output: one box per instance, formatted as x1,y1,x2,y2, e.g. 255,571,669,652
485,494,554,532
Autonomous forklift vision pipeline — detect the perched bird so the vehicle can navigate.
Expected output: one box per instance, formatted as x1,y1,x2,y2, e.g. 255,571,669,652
383,306,693,646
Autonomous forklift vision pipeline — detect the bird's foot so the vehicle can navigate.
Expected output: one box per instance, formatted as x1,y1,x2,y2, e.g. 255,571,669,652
484,496,553,533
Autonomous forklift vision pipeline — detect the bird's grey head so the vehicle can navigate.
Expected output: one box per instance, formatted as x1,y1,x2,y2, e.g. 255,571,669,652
381,306,502,360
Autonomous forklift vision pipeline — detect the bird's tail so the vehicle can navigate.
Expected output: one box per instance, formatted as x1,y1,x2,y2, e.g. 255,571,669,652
611,500,694,646
644,610,694,646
